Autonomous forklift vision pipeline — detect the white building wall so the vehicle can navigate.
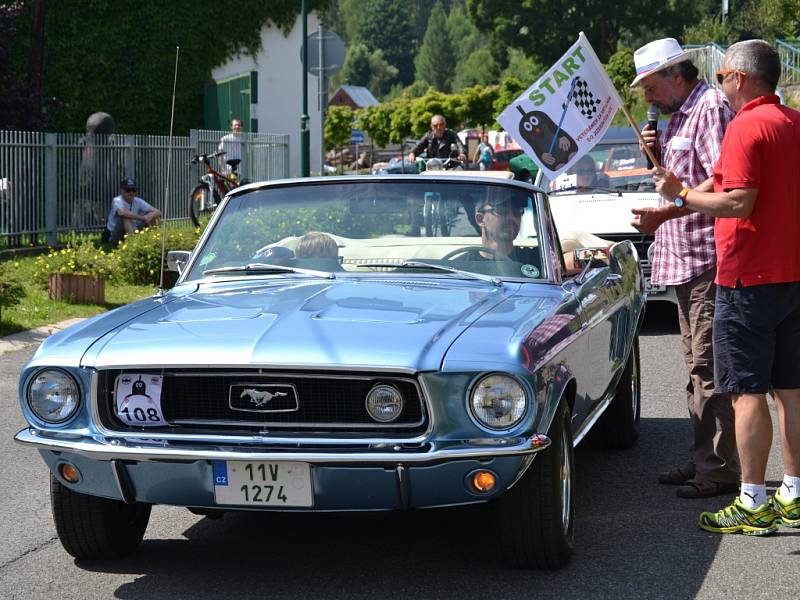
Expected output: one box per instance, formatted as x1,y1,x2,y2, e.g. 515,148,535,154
211,12,322,177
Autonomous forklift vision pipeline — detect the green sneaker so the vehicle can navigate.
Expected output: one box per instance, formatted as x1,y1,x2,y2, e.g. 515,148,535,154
698,498,778,536
772,491,800,528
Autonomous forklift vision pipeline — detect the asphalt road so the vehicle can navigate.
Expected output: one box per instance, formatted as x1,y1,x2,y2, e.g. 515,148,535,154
1,304,797,600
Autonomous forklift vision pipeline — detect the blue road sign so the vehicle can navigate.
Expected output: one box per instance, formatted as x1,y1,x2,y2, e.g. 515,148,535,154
351,129,365,144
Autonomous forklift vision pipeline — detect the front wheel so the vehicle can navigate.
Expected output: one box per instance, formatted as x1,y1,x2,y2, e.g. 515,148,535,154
190,183,216,227
50,475,151,559
599,337,641,449
495,400,575,569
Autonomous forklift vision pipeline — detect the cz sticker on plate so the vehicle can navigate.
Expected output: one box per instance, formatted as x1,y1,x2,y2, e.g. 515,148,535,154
213,461,313,507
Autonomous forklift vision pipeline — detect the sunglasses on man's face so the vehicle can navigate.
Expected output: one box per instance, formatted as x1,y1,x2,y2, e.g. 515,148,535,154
122,188,136,193
715,69,743,85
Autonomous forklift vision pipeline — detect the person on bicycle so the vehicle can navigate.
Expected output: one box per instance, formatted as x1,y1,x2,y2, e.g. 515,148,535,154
218,117,245,177
105,178,161,246
408,115,466,164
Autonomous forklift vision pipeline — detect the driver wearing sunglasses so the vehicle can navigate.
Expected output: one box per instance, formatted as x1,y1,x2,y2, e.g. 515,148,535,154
473,198,531,262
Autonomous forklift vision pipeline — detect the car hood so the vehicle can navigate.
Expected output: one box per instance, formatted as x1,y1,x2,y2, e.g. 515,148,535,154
80,278,519,372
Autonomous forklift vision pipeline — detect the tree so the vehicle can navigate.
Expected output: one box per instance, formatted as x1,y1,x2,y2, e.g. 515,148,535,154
461,83,499,128
355,0,416,86
684,0,800,45
324,105,353,151
605,47,637,105
451,47,499,90
446,2,482,64
341,44,373,88
502,48,543,84
492,77,527,126
408,88,464,137
7,0,329,133
0,2,46,130
340,43,399,97
415,2,455,91
467,0,694,65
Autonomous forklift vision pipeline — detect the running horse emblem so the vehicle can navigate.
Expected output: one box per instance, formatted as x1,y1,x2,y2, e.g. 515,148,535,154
240,388,288,407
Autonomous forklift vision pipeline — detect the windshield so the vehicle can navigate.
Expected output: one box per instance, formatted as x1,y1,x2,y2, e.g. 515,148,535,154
542,142,655,194
185,180,546,282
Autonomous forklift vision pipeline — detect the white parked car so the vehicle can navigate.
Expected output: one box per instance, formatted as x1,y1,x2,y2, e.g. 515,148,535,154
536,127,676,304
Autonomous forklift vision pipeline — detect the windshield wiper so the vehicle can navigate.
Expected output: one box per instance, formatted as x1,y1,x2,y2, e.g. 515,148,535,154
356,260,502,287
203,263,336,279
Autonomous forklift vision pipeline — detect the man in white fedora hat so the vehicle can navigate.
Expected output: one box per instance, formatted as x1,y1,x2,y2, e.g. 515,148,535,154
629,37,739,499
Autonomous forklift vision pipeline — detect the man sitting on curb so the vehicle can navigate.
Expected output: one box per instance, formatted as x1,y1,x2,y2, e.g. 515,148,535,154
104,178,161,246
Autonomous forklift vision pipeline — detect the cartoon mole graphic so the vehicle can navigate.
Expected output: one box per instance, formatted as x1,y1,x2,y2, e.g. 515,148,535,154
516,105,577,171
120,376,156,410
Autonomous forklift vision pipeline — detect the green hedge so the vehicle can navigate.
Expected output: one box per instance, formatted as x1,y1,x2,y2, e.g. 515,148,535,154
114,225,203,286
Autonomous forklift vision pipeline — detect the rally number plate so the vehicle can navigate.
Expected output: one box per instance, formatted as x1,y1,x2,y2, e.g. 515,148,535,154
213,461,313,507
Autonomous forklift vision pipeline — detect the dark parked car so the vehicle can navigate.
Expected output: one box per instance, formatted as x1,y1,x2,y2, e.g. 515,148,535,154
16,173,644,570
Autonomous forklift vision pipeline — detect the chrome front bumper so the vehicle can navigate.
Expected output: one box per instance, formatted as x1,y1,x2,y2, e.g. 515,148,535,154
15,428,551,464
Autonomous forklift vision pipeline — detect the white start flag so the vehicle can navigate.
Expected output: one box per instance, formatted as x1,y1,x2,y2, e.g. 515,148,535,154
497,33,623,181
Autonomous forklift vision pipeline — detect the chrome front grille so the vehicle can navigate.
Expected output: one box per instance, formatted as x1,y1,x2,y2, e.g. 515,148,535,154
96,369,427,434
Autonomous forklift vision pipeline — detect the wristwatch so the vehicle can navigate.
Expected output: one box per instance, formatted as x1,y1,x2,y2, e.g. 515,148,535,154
675,187,689,208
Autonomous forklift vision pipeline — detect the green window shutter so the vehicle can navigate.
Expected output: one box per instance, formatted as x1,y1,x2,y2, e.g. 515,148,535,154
213,73,252,130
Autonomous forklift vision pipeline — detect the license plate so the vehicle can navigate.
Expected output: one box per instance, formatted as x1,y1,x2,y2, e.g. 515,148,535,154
213,461,313,507
644,277,666,295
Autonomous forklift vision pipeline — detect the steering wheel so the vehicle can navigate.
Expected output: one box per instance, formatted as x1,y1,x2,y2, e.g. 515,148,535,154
441,246,507,261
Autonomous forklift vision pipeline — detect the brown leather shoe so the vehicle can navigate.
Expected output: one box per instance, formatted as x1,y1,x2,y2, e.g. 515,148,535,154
676,479,739,499
657,464,696,485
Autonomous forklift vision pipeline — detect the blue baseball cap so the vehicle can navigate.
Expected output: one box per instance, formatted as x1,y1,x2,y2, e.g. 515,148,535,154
120,178,136,190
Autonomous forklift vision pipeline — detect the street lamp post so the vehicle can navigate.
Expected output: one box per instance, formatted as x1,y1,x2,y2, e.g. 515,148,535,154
300,0,310,177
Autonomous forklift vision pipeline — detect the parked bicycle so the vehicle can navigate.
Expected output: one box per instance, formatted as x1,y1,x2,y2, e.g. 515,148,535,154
189,151,240,226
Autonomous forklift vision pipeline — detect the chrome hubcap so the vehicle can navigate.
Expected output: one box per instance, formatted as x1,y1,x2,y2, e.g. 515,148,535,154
560,423,572,531
630,351,640,420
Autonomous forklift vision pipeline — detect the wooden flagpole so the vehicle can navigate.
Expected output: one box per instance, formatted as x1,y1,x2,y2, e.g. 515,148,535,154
618,102,661,169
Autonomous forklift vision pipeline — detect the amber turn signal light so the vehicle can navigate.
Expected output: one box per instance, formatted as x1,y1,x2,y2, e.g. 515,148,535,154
471,470,497,493
59,463,81,483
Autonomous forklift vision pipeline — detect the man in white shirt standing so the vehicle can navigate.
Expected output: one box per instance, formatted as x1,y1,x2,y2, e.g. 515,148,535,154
218,117,245,178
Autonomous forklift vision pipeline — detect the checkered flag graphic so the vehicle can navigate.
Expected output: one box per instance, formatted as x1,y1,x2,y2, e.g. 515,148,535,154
562,76,601,119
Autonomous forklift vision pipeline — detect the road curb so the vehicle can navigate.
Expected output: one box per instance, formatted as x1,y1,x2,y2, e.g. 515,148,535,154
0,318,86,355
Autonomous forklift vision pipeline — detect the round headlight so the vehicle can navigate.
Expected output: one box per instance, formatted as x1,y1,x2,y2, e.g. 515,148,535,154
365,384,404,423
27,369,80,424
470,374,527,430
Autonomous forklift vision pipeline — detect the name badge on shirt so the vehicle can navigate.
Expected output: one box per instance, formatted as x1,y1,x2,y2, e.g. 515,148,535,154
671,136,692,150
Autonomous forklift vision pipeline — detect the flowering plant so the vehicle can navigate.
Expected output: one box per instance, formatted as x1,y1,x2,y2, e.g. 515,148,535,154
33,241,119,287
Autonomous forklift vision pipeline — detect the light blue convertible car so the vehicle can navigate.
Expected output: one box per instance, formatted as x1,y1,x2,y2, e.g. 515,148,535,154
15,174,644,570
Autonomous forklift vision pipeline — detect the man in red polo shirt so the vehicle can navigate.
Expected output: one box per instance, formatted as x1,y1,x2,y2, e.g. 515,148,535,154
655,39,800,535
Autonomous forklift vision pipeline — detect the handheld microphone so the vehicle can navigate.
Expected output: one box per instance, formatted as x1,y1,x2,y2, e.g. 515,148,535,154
646,103,658,169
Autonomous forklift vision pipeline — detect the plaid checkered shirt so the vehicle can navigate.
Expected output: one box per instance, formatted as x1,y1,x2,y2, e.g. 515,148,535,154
651,81,734,286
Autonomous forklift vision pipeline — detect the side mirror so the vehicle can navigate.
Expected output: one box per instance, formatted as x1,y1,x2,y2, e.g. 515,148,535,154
572,247,610,283
167,250,191,274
